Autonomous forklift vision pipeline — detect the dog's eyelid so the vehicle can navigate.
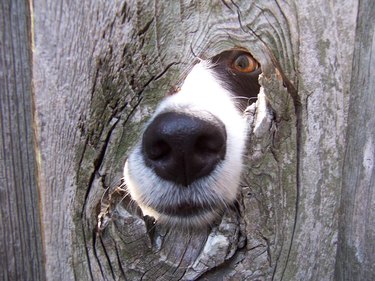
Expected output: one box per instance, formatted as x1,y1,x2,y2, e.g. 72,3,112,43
209,48,261,73
230,53,260,73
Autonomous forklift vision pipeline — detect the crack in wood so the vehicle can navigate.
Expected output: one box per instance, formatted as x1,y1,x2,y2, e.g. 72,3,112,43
137,17,155,36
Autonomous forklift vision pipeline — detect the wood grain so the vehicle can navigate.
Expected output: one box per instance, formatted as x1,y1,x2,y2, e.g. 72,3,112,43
0,0,44,280
335,0,375,279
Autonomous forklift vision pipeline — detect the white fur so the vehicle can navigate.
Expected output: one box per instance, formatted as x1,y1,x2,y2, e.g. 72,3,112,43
124,62,249,226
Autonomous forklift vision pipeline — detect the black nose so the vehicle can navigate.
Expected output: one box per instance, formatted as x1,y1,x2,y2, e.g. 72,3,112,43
142,111,227,186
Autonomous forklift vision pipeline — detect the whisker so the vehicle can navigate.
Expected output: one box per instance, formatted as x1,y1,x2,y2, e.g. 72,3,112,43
231,96,257,101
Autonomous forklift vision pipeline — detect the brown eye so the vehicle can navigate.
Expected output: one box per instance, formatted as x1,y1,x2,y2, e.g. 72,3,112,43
232,53,259,73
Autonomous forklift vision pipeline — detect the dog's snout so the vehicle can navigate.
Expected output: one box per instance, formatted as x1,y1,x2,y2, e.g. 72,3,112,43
142,111,226,186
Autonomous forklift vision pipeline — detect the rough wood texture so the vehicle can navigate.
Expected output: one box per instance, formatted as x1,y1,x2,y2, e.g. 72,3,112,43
0,1,45,280
31,0,374,280
335,0,375,280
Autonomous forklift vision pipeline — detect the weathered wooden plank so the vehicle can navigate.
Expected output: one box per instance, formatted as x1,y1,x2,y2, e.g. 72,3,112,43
0,0,45,280
278,1,358,280
32,2,114,279
335,0,375,280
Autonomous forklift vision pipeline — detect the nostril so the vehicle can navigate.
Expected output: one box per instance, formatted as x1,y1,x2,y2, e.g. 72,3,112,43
147,140,171,160
195,135,225,155
142,111,226,186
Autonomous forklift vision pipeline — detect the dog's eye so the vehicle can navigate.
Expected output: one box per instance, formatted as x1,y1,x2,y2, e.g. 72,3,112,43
231,53,258,73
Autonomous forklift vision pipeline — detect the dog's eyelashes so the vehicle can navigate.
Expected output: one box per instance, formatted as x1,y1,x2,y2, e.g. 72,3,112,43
231,53,259,73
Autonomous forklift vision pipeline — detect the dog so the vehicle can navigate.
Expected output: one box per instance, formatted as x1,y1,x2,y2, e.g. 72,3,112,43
124,48,261,227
